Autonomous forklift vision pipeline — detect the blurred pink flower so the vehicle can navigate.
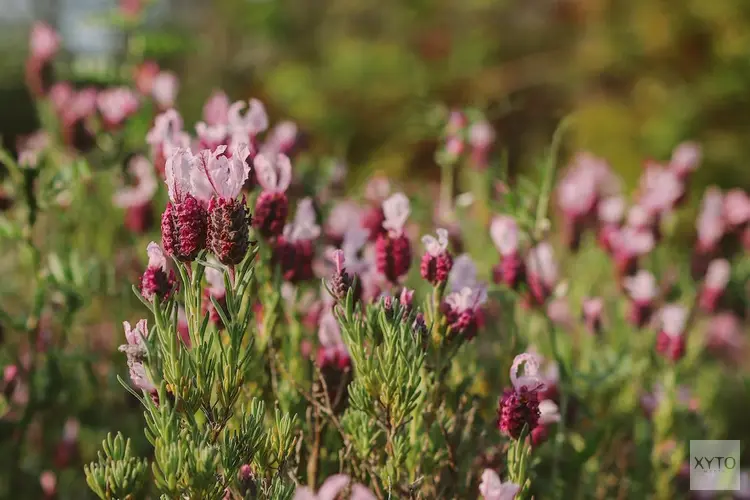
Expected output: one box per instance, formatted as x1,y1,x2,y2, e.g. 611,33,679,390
29,22,59,63
479,469,520,500
97,87,140,128
261,121,298,157
293,474,376,500
696,187,725,252
113,155,157,208
723,189,750,229
669,141,701,180
705,312,744,357
203,90,230,126
151,71,179,109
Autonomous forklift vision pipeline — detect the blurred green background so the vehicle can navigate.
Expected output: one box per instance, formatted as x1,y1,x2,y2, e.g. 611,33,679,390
3,0,750,191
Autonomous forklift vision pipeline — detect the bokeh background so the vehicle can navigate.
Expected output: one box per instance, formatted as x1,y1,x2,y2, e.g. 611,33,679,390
3,0,750,193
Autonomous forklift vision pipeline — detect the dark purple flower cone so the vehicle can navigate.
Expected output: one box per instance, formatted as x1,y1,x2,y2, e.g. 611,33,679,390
208,196,251,266
498,386,540,439
420,252,453,285
253,191,288,239
375,233,412,284
161,195,208,262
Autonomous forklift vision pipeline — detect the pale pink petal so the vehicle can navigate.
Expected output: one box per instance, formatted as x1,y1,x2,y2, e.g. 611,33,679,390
165,148,194,202
146,242,167,270
316,474,351,500
203,90,230,126
151,71,179,108
381,193,411,235
623,270,658,302
292,487,317,500
490,216,519,256
30,22,59,62
660,305,688,337
510,353,544,391
422,228,449,256
705,259,731,290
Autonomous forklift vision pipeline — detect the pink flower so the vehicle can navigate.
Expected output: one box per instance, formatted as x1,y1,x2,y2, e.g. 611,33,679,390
113,155,157,208
17,131,49,168
611,227,654,277
123,319,148,346
192,144,252,202
421,228,453,285
29,22,59,63
151,71,179,108
623,270,658,303
382,193,411,237
274,198,320,282
203,90,230,126
97,87,140,128
62,88,98,125
479,469,520,500
254,153,292,194
582,297,604,334
140,242,176,301
705,313,744,358
325,201,362,243
490,216,520,257
696,187,725,252
261,121,298,157
699,259,730,312
229,99,269,145
638,164,684,215
134,61,160,95
293,474,376,500
468,119,495,167
655,305,688,362
195,121,228,151
316,310,350,370
49,82,73,113
40,471,56,498
510,353,545,392
723,189,750,229
669,141,701,180
525,243,558,303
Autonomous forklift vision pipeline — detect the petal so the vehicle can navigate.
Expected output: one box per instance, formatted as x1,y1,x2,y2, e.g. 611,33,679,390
275,154,292,192
253,154,278,191
316,474,351,500
146,242,167,270
292,487,317,500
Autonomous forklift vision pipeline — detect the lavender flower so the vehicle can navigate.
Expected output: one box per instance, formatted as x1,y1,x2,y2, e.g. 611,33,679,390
479,469,520,500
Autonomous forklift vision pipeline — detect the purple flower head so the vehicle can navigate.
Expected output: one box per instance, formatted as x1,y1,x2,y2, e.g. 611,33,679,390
421,228,453,285
479,469,520,500
422,228,449,257
140,242,176,301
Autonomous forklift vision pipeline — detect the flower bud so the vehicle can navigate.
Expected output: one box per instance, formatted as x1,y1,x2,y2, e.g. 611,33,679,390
420,228,453,285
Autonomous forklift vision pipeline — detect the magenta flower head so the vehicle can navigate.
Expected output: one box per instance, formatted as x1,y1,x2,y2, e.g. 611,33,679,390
669,141,702,181
490,215,523,288
442,255,487,339
420,228,453,285
655,305,688,362
375,193,412,284
161,149,209,262
202,90,230,126
193,143,252,266
623,270,658,327
293,473,376,500
96,87,140,130
151,71,179,110
140,242,176,302
274,198,320,283
498,353,544,439
479,469,520,500
525,243,558,305
699,259,731,313
113,155,157,234
252,153,291,239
